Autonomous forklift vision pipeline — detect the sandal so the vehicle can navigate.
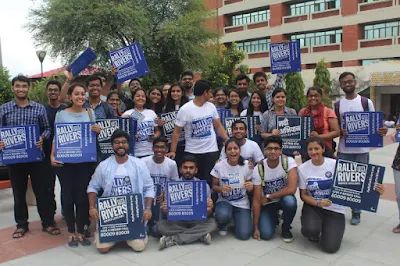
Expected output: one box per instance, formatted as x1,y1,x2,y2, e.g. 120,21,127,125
392,223,400,233
42,226,61,236
68,236,78,248
12,228,29,239
77,235,91,246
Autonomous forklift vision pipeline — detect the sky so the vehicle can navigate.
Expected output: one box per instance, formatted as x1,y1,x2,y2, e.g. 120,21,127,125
0,0,62,77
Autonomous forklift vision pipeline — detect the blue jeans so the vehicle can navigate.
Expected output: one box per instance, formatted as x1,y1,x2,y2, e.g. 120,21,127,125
259,195,297,240
337,152,370,215
215,201,252,240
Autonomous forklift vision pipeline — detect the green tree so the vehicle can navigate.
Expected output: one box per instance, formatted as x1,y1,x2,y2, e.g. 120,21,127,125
284,73,306,113
202,43,247,88
0,67,13,105
26,0,218,87
313,59,333,108
29,74,66,105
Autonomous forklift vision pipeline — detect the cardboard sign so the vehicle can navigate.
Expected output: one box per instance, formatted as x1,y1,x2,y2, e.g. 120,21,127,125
276,116,314,154
344,112,383,147
270,40,301,74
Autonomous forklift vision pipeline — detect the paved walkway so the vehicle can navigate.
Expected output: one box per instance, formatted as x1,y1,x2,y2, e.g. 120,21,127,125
0,135,399,266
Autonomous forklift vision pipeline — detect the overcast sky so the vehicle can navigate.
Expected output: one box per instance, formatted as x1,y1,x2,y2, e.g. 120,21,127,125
0,0,62,77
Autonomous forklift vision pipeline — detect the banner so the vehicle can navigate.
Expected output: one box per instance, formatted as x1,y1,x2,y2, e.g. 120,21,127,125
224,116,261,142
109,42,150,84
97,194,146,243
269,40,301,74
166,180,207,221
0,125,42,164
329,159,385,213
160,111,184,144
344,112,383,147
97,118,137,159
66,48,97,77
276,116,314,154
54,122,97,163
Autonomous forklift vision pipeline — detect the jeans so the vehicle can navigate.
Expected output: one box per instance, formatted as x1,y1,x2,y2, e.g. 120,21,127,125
301,204,345,253
215,201,252,240
337,152,369,215
393,169,400,220
259,195,297,240
185,151,219,186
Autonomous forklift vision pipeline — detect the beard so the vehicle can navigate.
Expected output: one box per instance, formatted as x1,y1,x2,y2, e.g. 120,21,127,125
342,86,356,95
182,173,194,180
238,90,248,98
114,148,128,157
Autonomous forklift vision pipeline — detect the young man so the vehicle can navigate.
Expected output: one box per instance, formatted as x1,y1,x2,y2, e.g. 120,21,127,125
335,72,387,225
235,74,251,109
87,130,154,253
219,120,264,164
180,71,195,100
118,78,142,110
158,155,216,250
0,76,59,238
253,71,285,110
166,80,228,186
252,136,298,243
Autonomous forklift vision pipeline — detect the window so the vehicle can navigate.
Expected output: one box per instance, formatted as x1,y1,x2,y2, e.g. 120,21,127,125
362,58,400,66
289,0,340,16
290,29,342,47
236,39,271,54
232,10,270,26
364,21,400,39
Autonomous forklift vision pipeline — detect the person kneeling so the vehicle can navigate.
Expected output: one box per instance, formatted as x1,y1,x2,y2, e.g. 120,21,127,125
87,130,155,253
157,155,216,250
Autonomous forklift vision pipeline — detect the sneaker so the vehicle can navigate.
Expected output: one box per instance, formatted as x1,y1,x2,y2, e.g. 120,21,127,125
159,236,176,250
281,230,293,243
350,213,361,225
308,237,319,243
202,233,212,245
218,225,227,236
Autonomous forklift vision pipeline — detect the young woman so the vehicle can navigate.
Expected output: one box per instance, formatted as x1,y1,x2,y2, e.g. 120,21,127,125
298,137,385,253
240,91,267,118
107,91,123,116
391,123,400,233
122,88,161,158
212,139,259,240
213,88,228,108
299,87,340,161
227,89,244,117
51,84,100,248
147,87,164,116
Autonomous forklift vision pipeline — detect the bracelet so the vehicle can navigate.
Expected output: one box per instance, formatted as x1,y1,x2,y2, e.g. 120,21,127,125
90,207,96,210
145,206,152,210
253,227,259,231
316,200,321,207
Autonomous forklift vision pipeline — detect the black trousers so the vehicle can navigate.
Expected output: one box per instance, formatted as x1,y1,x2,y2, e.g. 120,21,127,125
56,163,95,234
185,151,219,187
7,161,55,229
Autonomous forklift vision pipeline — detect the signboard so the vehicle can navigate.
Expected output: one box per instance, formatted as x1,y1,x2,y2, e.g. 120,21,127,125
344,112,383,147
160,111,184,143
276,116,314,154
54,122,97,163
97,194,146,243
269,40,301,74
66,48,97,77
329,159,385,213
0,125,42,164
109,42,150,84
166,180,207,221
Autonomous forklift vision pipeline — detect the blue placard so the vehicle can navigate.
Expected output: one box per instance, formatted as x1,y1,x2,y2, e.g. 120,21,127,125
166,180,207,221
276,116,314,155
66,48,97,77
270,40,301,74
54,122,97,163
0,125,42,164
160,111,184,144
217,108,232,125
97,194,146,243
97,118,137,159
151,184,162,223
344,112,383,147
109,42,150,84
329,159,385,213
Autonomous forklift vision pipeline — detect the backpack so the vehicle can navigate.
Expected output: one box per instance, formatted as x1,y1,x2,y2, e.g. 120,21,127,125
258,154,289,187
102,101,113,119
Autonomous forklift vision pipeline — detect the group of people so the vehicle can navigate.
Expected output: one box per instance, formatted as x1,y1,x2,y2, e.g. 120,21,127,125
0,68,398,255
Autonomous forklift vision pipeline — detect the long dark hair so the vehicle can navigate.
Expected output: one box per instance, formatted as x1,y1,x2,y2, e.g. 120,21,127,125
146,87,164,115
224,139,245,166
247,91,267,116
164,83,188,113
227,89,244,114
67,83,86,107
132,88,148,109
304,136,335,161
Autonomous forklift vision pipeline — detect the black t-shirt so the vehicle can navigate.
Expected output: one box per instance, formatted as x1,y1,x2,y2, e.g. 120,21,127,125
43,104,66,158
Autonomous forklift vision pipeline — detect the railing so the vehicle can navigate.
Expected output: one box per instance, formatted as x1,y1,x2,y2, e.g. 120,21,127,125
282,8,340,24
224,20,269,34
358,0,397,12
358,36,400,48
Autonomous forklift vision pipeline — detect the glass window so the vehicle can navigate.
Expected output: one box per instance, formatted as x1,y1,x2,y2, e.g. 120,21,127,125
364,21,400,39
290,29,342,47
289,0,340,16
231,10,270,26
236,38,271,54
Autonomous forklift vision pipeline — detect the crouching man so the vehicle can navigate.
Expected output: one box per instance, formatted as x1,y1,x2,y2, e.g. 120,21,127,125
157,155,217,250
87,129,155,253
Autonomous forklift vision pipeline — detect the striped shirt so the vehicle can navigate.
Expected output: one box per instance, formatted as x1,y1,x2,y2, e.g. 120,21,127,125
0,100,51,139
265,73,285,110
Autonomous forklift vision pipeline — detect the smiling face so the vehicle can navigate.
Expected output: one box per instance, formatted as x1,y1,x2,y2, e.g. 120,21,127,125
251,93,262,109
307,89,322,106
12,81,30,100
226,141,241,164
153,141,168,160
149,89,162,104
129,80,141,93
181,75,194,90
107,94,120,110
133,90,146,109
273,92,286,108
236,78,249,93
229,91,240,105
46,84,61,101
232,122,247,140
215,89,227,106
87,79,102,98
307,141,325,163
255,76,267,90
264,142,282,161
170,85,183,101
68,86,86,107
112,137,129,157
340,74,357,95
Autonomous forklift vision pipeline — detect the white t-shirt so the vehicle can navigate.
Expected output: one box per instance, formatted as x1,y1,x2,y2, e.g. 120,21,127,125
141,156,179,190
219,138,264,163
337,95,375,154
253,156,297,201
240,109,262,118
110,163,132,196
210,159,258,209
122,109,158,157
175,101,219,153
298,158,345,214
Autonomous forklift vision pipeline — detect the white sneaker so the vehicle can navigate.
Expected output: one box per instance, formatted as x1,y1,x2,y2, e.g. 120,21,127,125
203,233,212,245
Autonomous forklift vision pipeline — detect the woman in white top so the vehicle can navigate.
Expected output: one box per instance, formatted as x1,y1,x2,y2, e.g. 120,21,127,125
211,139,260,240
240,91,268,118
122,88,161,158
298,136,384,253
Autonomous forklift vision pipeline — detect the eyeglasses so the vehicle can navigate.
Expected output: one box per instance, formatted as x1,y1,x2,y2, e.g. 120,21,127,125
264,147,281,151
113,140,128,145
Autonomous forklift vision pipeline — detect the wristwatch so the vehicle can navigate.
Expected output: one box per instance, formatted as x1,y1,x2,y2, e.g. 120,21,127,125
145,206,152,210
265,194,271,202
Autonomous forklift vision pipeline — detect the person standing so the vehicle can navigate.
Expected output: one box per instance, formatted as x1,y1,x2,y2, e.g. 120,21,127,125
235,74,252,109
253,71,285,110
391,122,400,233
180,71,195,100
0,76,59,238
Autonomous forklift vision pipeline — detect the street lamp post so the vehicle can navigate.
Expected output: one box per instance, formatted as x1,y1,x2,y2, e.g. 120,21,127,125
36,50,47,79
